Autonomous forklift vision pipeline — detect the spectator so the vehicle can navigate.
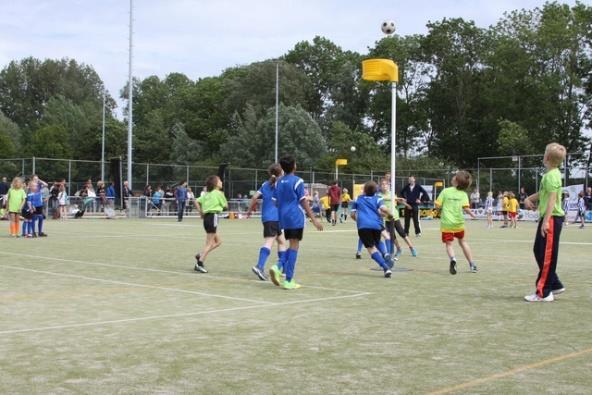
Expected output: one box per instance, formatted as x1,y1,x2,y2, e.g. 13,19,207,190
312,191,320,217
585,187,592,211
151,185,163,214
0,176,10,219
106,181,116,207
328,181,341,226
86,180,96,212
400,176,429,237
519,187,528,209
122,180,130,210
470,188,480,209
164,186,174,214
58,183,68,220
96,181,107,212
176,180,188,222
187,187,195,213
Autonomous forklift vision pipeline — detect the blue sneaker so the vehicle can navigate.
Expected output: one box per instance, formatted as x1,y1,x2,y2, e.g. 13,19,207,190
384,254,394,269
395,249,402,259
410,247,417,257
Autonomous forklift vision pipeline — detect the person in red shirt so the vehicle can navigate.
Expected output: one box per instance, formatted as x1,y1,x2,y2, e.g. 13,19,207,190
328,180,341,226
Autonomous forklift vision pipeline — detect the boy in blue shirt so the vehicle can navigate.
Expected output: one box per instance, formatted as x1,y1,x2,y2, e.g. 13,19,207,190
247,163,287,282
351,181,395,278
270,155,323,289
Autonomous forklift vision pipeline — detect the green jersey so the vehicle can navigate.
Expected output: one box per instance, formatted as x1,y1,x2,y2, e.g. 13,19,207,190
538,168,564,218
435,187,469,232
7,188,26,212
379,191,399,221
197,189,227,213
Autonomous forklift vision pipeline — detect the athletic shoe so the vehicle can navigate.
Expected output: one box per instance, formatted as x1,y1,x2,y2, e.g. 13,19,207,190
38,232,48,237
282,280,301,290
552,287,565,295
470,263,478,273
251,266,267,281
579,224,584,229
384,269,392,278
524,293,554,302
416,233,422,238
410,247,417,257
355,252,362,260
32,232,37,238
194,263,208,273
395,249,402,258
269,265,282,286
449,259,457,275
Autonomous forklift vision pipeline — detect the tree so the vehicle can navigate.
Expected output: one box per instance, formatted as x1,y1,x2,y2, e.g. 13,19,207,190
497,119,532,154
221,104,326,168
0,111,20,158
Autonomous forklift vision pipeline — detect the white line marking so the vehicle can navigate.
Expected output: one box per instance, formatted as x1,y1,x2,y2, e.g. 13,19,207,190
0,251,366,294
0,264,271,305
0,292,370,335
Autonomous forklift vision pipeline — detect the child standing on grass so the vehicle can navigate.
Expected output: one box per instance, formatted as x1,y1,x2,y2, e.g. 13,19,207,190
351,181,395,278
58,183,68,220
379,179,417,259
485,191,494,229
340,188,352,223
7,177,26,237
573,191,586,228
435,171,477,275
524,143,567,302
246,163,287,281
508,192,519,229
193,175,228,273
270,155,323,289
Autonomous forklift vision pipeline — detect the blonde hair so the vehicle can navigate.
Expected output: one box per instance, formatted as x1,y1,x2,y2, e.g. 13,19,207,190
11,177,23,189
487,191,493,197
545,143,567,167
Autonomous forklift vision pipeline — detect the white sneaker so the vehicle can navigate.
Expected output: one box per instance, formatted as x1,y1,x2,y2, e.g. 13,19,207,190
552,287,565,295
524,292,554,302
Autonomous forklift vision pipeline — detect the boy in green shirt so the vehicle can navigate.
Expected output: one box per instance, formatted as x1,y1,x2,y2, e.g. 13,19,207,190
523,143,567,302
193,175,228,273
435,171,477,275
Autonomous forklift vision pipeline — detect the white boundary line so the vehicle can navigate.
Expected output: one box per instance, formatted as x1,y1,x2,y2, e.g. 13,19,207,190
0,292,370,335
0,264,271,305
0,251,366,294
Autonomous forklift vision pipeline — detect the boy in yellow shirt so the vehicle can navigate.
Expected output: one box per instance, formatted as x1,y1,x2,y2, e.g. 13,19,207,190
340,188,352,223
524,143,567,302
319,193,331,223
508,192,519,228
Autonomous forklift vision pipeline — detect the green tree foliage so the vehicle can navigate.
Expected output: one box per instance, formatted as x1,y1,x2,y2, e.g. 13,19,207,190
221,104,326,168
0,111,19,158
497,119,532,154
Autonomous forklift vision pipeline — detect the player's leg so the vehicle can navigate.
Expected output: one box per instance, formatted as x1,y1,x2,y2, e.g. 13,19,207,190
404,208,412,235
458,236,477,272
362,229,391,277
269,232,288,286
355,238,364,259
252,236,275,281
282,235,301,288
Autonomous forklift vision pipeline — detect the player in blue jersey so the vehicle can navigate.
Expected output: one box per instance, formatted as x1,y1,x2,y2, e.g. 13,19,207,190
270,155,323,289
31,175,48,236
351,181,395,278
247,163,288,281
26,181,44,238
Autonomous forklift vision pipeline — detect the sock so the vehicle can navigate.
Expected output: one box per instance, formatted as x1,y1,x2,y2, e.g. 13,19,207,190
37,214,44,233
450,256,456,262
256,247,271,271
31,216,37,234
377,241,387,256
386,240,394,254
15,220,20,235
371,251,388,271
22,221,27,236
285,248,298,282
277,250,286,271
357,239,364,253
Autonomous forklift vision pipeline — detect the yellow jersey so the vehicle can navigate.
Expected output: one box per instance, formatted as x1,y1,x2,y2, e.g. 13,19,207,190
341,193,351,204
503,196,510,211
320,195,330,210
508,198,519,213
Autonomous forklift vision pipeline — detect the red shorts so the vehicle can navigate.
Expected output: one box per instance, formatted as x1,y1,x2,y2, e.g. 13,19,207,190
508,212,517,219
441,230,465,243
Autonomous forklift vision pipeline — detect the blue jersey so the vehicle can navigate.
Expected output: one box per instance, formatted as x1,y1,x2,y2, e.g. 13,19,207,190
27,191,43,208
351,194,385,230
275,174,305,230
258,181,279,223
175,186,187,201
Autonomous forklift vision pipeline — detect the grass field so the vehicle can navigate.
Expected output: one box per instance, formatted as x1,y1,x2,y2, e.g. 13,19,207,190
0,216,591,394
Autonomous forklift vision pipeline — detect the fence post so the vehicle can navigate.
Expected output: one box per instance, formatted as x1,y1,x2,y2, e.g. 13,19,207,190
489,168,493,193
21,159,25,176
477,159,480,193
186,165,189,185
146,163,149,186
518,156,521,193
370,170,373,181
68,160,72,194
255,169,258,191
32,156,36,175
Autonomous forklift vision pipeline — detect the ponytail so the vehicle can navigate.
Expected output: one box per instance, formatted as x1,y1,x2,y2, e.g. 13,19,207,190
267,163,282,187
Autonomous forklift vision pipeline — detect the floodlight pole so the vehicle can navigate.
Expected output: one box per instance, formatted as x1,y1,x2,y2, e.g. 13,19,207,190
101,90,106,181
127,0,134,190
274,62,279,163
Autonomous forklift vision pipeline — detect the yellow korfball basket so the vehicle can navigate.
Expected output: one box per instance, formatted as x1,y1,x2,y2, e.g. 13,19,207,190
361,59,399,82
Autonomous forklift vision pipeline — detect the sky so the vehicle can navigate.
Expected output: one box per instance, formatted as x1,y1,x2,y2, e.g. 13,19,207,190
0,0,577,113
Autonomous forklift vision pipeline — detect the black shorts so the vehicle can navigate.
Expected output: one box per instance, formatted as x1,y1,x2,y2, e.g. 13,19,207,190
385,219,406,239
34,206,44,215
263,221,282,238
284,228,303,241
358,228,382,249
331,204,340,212
202,213,219,234
341,202,349,209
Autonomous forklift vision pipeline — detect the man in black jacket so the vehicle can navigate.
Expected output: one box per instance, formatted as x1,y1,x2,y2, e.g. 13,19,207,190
400,176,429,237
